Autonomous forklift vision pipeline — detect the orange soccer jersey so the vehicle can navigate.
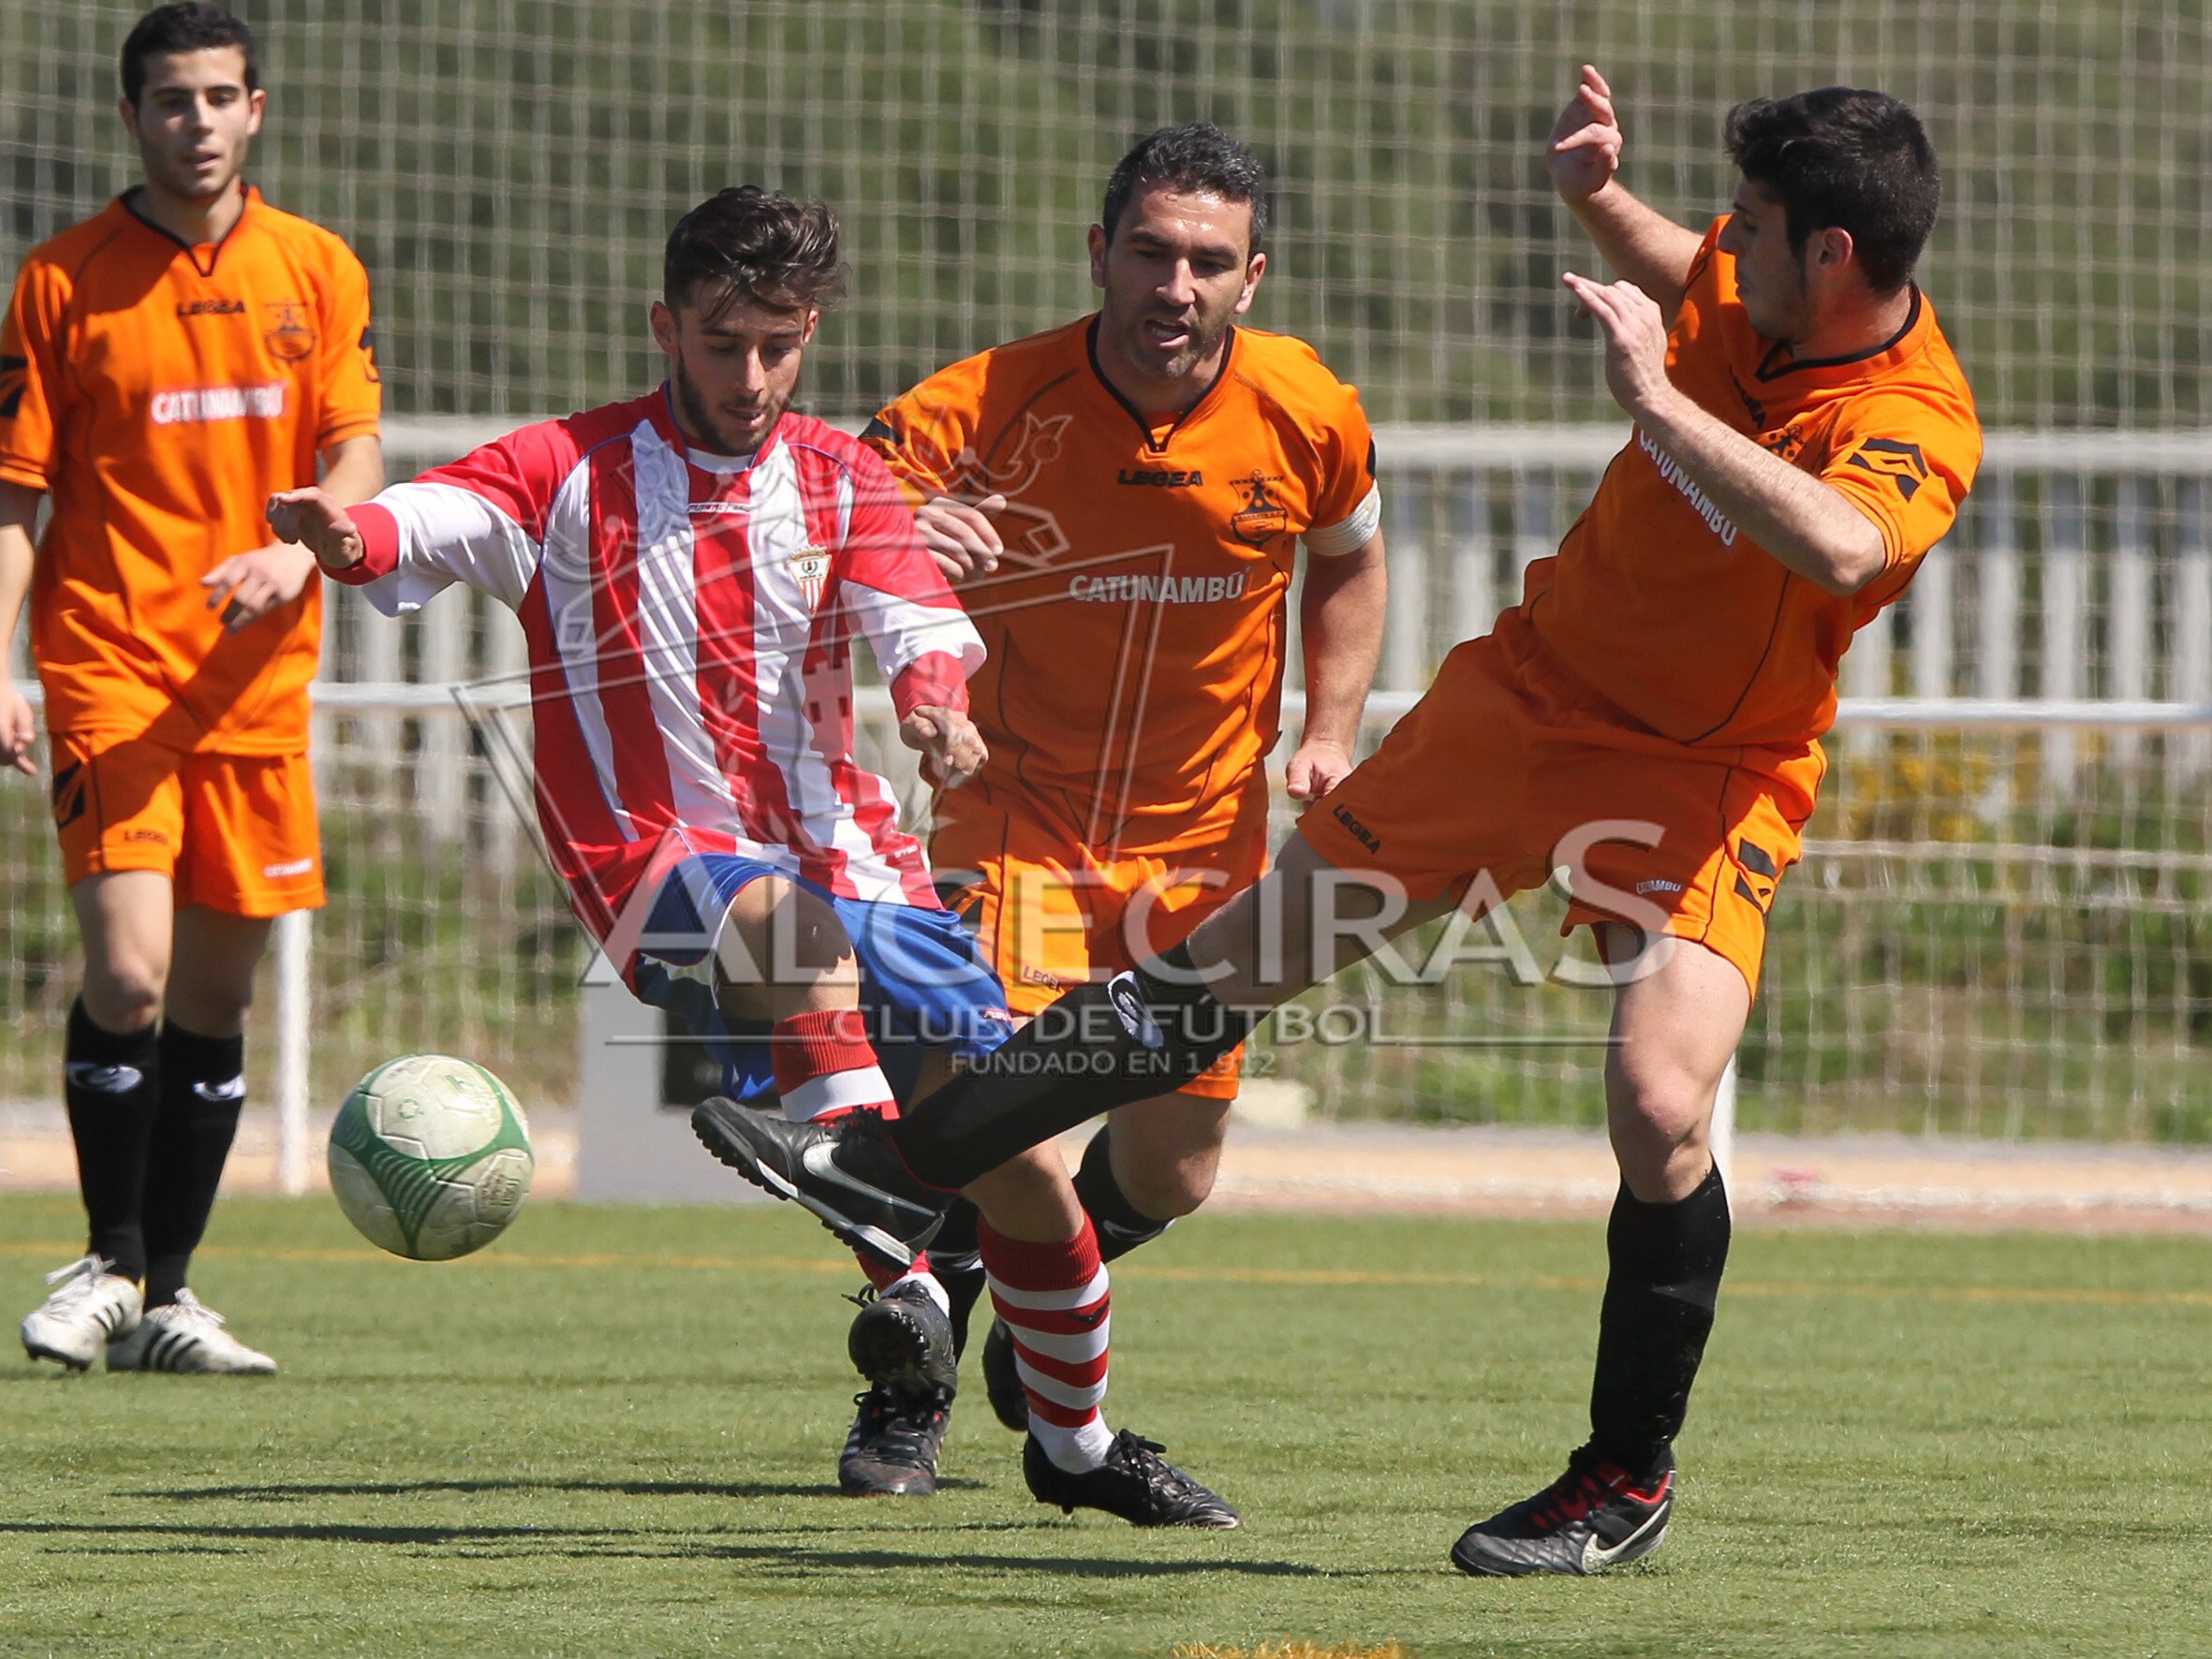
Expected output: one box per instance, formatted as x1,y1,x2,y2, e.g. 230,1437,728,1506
1301,216,1982,995
0,185,382,755
864,316,1379,853
1526,217,1982,750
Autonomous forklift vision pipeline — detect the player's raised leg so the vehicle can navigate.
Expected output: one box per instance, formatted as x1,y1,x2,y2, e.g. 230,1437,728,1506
700,829,1453,1242
1449,926,1741,1577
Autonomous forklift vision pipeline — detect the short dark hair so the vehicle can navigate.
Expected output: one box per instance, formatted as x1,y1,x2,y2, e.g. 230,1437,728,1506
120,4,257,110
1100,123,1268,252
663,186,846,319
1723,88,1940,294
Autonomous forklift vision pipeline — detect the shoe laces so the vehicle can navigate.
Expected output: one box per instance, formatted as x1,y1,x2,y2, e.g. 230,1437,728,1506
156,1289,228,1329
851,1388,948,1447
1107,1431,1201,1499
40,1254,117,1304
1528,1453,1633,1531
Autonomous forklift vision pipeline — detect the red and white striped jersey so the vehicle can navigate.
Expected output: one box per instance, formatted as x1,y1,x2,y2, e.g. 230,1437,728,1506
332,390,984,961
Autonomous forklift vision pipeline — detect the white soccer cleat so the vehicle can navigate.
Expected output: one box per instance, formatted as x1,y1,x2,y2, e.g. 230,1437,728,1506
106,1289,277,1375
21,1254,143,1372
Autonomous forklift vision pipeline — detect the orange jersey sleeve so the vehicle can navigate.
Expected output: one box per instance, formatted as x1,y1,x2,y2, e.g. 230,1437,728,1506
20,190,383,755
0,257,70,491
309,233,382,448
1282,342,1380,553
1819,386,1981,580
863,352,992,507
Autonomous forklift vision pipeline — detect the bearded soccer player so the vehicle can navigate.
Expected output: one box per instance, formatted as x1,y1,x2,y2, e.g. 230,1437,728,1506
700,74,1981,1571
694,124,1386,1509
2,4,384,1374
272,186,1241,1528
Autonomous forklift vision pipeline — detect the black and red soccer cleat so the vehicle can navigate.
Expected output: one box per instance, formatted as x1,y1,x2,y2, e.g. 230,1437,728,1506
840,1387,951,1497
1450,1446,1674,1577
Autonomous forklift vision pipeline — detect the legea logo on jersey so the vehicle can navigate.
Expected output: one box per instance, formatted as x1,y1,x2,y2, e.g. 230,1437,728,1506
150,381,288,426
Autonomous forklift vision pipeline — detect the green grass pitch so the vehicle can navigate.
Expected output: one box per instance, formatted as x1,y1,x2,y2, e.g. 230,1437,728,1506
0,1193,2205,1657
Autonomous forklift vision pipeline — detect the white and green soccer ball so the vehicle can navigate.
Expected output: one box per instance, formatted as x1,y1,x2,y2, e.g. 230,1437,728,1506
328,1054,534,1261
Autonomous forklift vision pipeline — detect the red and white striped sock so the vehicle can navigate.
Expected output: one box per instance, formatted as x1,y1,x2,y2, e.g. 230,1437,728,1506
979,1215,1113,1472
771,1008,937,1298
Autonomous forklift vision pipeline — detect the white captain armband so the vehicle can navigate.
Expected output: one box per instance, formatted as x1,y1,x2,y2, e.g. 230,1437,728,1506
1302,481,1382,557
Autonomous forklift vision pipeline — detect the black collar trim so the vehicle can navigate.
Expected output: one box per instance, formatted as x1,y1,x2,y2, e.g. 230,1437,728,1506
121,182,251,279
1755,286,1921,382
1084,315,1236,454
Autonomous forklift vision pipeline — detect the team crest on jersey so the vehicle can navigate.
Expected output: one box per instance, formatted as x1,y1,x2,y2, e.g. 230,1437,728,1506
262,301,316,362
1230,472,1289,548
789,547,831,611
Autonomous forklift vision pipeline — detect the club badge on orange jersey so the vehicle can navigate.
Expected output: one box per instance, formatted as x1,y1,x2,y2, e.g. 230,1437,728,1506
1231,472,1288,548
262,301,316,362
789,547,831,612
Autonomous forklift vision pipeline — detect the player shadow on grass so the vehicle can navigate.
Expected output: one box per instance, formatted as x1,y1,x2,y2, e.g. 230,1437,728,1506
2,1521,1333,1577
456,1541,1333,1578
122,1475,985,1501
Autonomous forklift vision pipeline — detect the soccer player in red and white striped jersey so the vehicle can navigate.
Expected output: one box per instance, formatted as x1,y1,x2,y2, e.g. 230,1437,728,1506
274,191,1236,1521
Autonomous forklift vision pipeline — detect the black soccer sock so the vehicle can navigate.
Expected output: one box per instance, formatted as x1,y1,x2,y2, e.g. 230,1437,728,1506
1586,1164,1732,1483
1072,1124,1174,1263
61,997,162,1284
140,1023,246,1308
891,945,1256,1189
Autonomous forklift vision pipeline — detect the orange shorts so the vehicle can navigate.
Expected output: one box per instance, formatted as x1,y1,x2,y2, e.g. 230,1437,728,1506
932,787,1268,1100
1297,614,1824,996
50,732,325,917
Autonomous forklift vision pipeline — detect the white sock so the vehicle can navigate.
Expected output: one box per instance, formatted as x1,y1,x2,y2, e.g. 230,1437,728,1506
888,1268,949,1317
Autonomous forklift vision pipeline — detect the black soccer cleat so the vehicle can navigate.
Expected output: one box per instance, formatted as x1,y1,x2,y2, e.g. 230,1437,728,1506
1022,1429,1243,1529
848,1281,960,1402
1450,1446,1674,1577
690,1097,948,1267
980,1315,1030,1433
839,1387,951,1497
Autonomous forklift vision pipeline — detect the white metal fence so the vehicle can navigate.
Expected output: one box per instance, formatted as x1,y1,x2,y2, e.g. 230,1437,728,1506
6,423,2211,1187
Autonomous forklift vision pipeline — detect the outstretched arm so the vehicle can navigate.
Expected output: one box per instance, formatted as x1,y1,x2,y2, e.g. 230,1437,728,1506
202,435,386,632
266,484,368,574
1549,64,1703,322
1564,272,1887,595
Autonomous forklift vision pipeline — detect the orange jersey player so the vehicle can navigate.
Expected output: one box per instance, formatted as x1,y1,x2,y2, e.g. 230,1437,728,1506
1,5,384,1378
698,76,1981,1564
697,125,1387,1510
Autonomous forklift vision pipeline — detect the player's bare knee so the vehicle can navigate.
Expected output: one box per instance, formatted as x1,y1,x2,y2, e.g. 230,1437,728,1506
167,977,254,1037
1604,1074,1714,1194
712,877,860,1019
963,1143,1081,1241
1117,1156,1215,1219
1107,1094,1230,1217
81,958,165,1032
